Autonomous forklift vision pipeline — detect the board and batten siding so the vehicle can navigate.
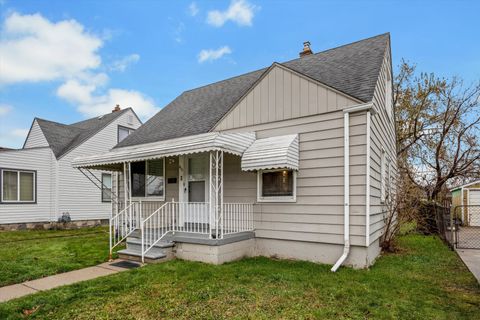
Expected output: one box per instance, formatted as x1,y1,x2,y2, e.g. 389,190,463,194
214,65,368,246
215,65,360,131
57,110,141,221
368,43,397,245
0,147,56,224
23,120,49,149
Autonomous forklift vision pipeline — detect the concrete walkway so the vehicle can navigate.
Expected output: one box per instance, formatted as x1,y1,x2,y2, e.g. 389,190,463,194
0,259,135,303
456,249,480,283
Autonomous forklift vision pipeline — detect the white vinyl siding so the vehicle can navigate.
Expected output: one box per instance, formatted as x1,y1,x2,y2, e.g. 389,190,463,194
24,120,49,148
369,45,397,245
0,147,56,224
57,110,142,221
218,109,368,246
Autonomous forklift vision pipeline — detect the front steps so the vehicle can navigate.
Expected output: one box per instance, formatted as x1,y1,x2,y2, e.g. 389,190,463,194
117,232,175,264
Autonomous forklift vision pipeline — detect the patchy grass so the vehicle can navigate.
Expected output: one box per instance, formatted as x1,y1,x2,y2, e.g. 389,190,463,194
0,234,479,319
0,227,118,286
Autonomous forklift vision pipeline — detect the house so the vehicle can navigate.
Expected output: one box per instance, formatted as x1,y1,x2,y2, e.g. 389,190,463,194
73,33,396,269
0,107,142,230
451,180,480,226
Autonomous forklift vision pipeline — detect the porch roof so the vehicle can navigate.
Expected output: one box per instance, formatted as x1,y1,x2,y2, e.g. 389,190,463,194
241,134,299,171
72,132,256,171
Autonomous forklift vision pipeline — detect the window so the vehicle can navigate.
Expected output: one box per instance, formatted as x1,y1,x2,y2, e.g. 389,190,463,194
386,71,393,121
118,126,135,143
1,169,35,203
102,173,112,202
130,159,165,199
257,169,296,202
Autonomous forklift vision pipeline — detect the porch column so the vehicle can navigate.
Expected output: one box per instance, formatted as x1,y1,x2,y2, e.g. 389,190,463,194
209,150,224,239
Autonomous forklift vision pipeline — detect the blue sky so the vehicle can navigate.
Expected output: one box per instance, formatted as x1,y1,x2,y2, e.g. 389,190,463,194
0,0,479,148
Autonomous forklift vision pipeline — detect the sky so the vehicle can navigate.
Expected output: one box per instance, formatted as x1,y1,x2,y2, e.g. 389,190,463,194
0,0,479,148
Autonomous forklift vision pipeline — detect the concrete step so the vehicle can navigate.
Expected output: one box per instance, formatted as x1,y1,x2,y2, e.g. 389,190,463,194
117,248,168,264
126,237,174,256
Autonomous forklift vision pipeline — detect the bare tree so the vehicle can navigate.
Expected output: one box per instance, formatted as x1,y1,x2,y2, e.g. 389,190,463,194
395,61,480,200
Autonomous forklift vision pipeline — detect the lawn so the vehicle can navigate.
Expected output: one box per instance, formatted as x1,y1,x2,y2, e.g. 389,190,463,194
0,234,479,319
0,226,116,287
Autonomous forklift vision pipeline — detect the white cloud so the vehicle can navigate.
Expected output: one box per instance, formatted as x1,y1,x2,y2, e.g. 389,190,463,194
198,46,232,63
0,12,102,84
110,54,140,72
207,0,257,27
57,77,158,120
0,127,29,149
0,104,13,116
189,2,199,16
0,12,157,120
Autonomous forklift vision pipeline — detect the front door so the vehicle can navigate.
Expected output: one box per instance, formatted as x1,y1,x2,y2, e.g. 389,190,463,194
184,154,209,226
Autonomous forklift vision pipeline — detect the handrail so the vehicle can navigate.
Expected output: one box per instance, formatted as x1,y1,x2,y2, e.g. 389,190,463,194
141,201,175,263
109,202,138,260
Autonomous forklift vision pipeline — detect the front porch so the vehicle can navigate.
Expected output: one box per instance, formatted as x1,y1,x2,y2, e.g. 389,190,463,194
73,131,299,264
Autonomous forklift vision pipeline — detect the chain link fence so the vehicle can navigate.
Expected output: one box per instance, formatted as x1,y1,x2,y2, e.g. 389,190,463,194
451,205,480,249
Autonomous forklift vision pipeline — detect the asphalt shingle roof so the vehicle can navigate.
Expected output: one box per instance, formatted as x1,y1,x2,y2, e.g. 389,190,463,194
33,108,130,158
117,33,389,148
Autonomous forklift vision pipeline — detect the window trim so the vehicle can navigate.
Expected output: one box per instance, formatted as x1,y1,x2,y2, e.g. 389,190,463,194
130,158,166,201
117,125,135,143
257,169,297,203
0,168,37,204
101,173,112,203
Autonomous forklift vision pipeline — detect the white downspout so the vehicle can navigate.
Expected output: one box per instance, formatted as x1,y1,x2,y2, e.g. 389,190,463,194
332,102,374,272
331,112,350,272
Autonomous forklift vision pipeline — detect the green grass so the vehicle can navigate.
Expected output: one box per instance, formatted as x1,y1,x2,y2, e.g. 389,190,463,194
1,234,479,319
0,227,117,287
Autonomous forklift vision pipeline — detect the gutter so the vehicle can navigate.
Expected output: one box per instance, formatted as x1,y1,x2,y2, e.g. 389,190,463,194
331,102,374,272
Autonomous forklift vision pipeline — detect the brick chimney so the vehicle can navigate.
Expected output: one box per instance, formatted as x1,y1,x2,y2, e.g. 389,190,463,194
299,41,313,57
112,104,121,113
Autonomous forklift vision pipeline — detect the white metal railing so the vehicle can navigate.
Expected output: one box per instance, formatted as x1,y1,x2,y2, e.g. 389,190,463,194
109,202,139,259
139,201,254,263
223,203,254,235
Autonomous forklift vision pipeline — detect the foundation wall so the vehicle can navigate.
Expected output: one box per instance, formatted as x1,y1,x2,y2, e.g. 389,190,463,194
0,219,108,231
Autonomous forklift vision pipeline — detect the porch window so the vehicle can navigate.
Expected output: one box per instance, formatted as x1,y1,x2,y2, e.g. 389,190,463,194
130,159,165,199
118,126,135,143
257,169,296,202
1,169,36,203
101,173,112,202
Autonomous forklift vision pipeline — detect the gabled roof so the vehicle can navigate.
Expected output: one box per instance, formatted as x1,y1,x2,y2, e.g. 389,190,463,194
117,33,389,148
30,108,133,159
450,180,480,191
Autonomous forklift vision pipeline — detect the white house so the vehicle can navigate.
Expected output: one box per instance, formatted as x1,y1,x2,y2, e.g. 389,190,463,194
0,107,142,229
74,34,396,270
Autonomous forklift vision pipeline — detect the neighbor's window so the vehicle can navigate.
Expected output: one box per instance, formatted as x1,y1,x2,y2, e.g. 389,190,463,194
1,169,35,203
102,173,112,202
257,169,296,202
118,126,135,143
131,159,165,198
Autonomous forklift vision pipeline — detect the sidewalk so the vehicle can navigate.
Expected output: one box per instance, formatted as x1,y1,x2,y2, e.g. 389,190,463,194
456,249,480,283
0,259,137,303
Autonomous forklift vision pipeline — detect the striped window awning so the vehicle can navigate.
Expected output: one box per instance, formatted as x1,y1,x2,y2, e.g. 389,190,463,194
241,134,299,171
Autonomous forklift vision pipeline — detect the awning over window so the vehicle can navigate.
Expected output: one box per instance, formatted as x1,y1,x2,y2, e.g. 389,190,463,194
72,132,256,171
241,134,299,171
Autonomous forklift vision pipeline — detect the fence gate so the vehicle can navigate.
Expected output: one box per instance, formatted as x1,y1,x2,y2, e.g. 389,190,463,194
453,205,480,249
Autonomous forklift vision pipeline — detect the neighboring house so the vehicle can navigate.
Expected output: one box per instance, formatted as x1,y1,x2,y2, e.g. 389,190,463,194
451,180,480,226
73,33,396,269
0,107,142,228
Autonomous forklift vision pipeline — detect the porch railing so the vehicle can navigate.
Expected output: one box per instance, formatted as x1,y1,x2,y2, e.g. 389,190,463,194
109,202,139,259
139,201,254,263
